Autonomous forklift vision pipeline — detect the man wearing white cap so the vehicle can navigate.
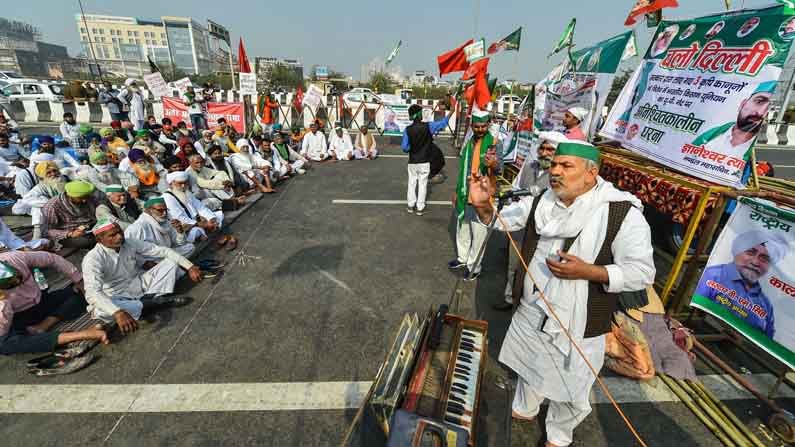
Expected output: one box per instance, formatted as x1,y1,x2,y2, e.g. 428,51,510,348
328,126,354,161
95,184,141,231
495,131,568,311
228,138,275,193
162,170,225,244
468,141,655,447
694,230,786,338
562,107,588,141
82,219,200,335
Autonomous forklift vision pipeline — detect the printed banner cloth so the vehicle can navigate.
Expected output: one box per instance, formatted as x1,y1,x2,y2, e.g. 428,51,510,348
534,31,634,140
383,104,412,136
691,198,795,370
162,97,245,134
600,6,795,189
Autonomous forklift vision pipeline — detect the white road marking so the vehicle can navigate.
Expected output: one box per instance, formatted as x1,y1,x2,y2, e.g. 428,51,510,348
316,267,354,292
379,154,457,159
0,374,789,413
773,165,795,168
332,199,451,205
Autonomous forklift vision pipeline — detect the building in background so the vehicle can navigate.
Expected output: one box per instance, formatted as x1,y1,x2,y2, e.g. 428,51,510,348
76,14,225,78
255,56,303,89
0,17,82,78
207,20,232,75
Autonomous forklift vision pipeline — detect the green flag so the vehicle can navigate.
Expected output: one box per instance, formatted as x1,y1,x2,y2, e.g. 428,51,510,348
386,40,402,66
487,27,522,55
777,0,795,12
549,19,575,57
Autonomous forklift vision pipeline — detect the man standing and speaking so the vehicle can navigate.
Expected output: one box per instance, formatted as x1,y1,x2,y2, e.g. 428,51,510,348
468,141,655,447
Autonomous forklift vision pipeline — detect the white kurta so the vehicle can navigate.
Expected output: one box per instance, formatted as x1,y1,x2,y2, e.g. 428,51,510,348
329,133,354,160
125,212,194,259
163,189,224,242
82,238,194,321
0,217,47,250
300,131,328,161
487,178,655,409
118,88,145,125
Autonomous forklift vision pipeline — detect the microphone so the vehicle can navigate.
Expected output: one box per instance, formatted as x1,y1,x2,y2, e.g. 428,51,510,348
497,188,534,201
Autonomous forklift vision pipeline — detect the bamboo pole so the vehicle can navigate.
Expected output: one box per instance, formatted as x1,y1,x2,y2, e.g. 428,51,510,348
691,380,767,447
679,379,751,446
659,374,738,447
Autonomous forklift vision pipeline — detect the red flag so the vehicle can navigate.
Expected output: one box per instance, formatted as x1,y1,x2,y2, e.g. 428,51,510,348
624,0,678,26
437,39,473,76
462,58,489,81
464,71,490,110
238,37,251,73
293,86,304,112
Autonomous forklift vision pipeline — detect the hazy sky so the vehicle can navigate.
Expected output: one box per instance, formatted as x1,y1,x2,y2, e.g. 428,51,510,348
6,0,779,82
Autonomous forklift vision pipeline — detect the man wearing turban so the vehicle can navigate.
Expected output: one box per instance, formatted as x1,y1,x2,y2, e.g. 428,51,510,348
562,107,588,141
78,151,139,196
13,160,66,239
40,180,100,249
694,230,787,338
118,148,167,199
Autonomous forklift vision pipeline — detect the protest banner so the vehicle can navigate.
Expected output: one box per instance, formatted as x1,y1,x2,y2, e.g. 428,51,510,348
302,84,324,110
239,72,257,95
383,104,411,136
143,72,169,99
162,97,245,134
464,39,486,62
691,198,795,370
172,77,192,96
534,31,634,139
600,6,795,189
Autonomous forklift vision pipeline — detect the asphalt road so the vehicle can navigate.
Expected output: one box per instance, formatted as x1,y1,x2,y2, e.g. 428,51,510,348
0,130,791,446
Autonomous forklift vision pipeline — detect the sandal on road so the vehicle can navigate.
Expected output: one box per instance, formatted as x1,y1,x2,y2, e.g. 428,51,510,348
28,353,95,376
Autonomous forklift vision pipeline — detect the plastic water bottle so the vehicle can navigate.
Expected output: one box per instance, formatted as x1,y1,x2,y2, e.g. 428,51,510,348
33,268,48,291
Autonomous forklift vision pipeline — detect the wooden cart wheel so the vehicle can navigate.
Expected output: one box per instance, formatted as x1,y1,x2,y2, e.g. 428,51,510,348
769,411,795,443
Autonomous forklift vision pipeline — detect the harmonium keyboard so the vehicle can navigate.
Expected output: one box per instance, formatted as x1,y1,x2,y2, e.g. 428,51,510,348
369,306,488,446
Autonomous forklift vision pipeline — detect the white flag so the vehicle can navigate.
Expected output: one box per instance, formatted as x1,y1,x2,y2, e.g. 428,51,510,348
621,31,638,61
386,40,402,66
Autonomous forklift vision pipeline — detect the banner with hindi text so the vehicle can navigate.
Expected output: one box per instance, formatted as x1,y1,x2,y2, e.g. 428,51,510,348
691,198,795,370
599,6,795,188
162,97,245,134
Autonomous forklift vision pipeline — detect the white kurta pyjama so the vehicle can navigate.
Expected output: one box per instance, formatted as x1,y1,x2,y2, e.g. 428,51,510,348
125,212,194,260
163,189,224,243
300,131,328,161
329,134,354,160
82,238,194,322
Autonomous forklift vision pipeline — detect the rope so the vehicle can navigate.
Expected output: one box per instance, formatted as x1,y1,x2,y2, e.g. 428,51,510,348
492,204,649,447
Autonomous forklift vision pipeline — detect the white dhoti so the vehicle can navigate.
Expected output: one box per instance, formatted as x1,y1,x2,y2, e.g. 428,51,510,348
455,207,489,274
354,148,377,159
91,259,182,322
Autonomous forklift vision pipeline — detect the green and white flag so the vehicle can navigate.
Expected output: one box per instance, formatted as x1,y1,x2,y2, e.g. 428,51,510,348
777,0,795,13
621,31,638,61
549,18,576,57
488,27,522,55
386,40,402,66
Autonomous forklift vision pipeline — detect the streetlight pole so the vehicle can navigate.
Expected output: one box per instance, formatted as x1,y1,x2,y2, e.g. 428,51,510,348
77,0,103,82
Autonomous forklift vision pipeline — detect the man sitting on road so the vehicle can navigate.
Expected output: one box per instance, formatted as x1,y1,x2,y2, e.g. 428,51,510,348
119,148,167,199
300,122,329,162
255,135,292,183
12,153,51,217
354,126,378,160
131,129,167,161
40,180,100,249
82,219,201,335
229,139,275,193
328,126,354,161
0,132,29,169
79,151,139,196
59,112,80,148
95,184,141,231
207,144,251,195
273,131,308,174
125,197,194,258
163,171,236,249
186,154,242,210
33,136,80,175
0,250,108,355
193,130,214,158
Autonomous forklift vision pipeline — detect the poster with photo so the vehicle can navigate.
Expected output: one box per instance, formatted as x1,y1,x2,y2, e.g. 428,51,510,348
599,6,795,188
691,198,795,370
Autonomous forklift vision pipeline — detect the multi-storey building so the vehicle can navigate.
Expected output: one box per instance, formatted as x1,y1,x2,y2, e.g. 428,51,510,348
0,17,78,78
76,14,226,78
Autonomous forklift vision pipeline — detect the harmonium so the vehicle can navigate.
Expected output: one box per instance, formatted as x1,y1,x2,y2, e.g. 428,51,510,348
369,305,488,447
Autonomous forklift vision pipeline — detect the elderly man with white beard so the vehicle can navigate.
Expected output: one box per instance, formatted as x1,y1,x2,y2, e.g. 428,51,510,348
185,154,242,210
162,171,237,249
229,138,275,194
119,148,167,199
15,161,68,239
125,196,194,259
78,151,139,197
468,141,655,447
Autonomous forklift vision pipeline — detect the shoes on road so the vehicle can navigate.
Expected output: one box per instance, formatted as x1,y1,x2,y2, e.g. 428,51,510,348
448,259,466,270
463,268,480,281
415,208,425,216
407,206,414,214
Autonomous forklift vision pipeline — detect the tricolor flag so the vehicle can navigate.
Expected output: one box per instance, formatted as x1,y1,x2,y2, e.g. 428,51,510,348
487,27,522,55
386,40,402,66
624,0,678,26
549,19,576,58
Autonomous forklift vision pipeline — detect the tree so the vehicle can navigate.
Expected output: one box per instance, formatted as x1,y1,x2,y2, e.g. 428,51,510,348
368,71,392,94
269,64,304,91
606,69,632,111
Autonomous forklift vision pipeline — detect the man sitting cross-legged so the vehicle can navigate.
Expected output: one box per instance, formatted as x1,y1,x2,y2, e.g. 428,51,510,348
82,219,202,335
0,250,108,355
229,138,275,193
163,171,236,249
186,154,245,209
40,180,100,249
125,196,194,259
